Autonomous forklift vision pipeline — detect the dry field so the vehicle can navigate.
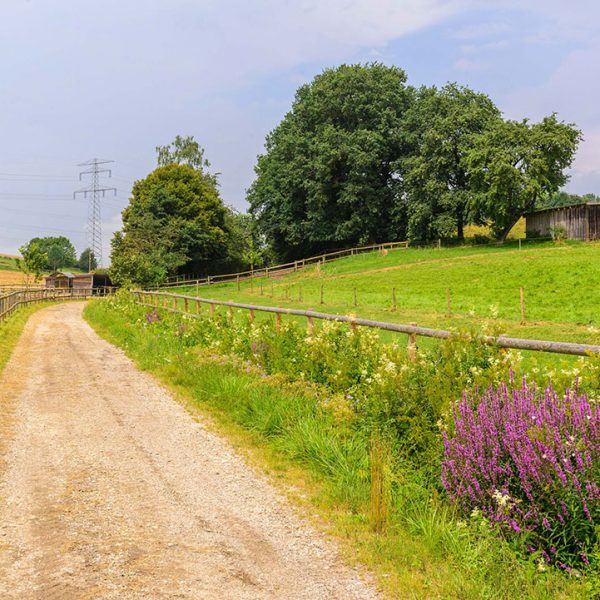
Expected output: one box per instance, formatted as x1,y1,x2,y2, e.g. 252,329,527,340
0,271,27,286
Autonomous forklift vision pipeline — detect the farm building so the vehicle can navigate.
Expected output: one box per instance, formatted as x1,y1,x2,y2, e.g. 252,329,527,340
45,271,112,290
526,203,600,241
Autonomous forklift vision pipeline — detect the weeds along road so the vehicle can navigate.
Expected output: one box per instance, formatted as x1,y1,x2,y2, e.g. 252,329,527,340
0,303,378,599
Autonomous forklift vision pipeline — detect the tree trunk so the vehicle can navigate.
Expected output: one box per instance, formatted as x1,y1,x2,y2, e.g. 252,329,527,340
497,215,521,242
457,215,464,242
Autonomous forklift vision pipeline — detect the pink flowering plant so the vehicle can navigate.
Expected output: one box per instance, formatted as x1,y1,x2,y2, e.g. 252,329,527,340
441,377,600,570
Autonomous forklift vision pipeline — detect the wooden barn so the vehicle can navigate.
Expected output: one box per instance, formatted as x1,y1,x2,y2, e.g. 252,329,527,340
526,203,600,241
45,271,112,290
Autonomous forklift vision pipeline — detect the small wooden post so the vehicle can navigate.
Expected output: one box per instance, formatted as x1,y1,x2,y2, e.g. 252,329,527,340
518,239,522,250
446,288,452,317
196,281,199,296
320,284,324,305
350,318,358,333
275,312,281,334
237,275,240,291
210,303,215,317
392,287,397,311
195,299,201,314
172,296,177,310
184,298,189,313
249,308,255,323
307,316,314,336
353,287,357,307
407,322,418,363
520,287,526,324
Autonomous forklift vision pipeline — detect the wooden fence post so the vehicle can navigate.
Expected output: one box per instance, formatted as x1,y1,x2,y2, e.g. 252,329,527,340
407,322,418,363
275,312,281,335
307,316,314,336
196,281,199,297
249,309,255,323
172,296,177,310
210,303,215,317
184,298,189,313
520,287,526,324
237,275,240,291
195,299,201,314
446,288,452,318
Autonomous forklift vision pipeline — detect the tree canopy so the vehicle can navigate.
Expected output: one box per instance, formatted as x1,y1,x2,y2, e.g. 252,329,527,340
24,236,76,271
468,115,581,239
248,63,413,260
110,163,230,286
248,63,582,257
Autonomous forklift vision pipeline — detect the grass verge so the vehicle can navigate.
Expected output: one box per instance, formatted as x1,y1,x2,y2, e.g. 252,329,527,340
84,298,596,599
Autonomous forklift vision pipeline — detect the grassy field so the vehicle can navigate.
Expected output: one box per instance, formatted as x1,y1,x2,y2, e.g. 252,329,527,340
169,240,600,356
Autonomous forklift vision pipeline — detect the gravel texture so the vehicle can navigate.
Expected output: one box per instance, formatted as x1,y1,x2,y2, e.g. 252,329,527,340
0,303,379,599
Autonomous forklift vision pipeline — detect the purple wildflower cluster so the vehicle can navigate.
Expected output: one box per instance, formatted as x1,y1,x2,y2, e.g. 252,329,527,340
441,378,599,569
145,309,161,324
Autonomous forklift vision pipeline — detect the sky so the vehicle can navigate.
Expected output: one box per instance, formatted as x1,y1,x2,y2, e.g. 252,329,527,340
0,0,598,261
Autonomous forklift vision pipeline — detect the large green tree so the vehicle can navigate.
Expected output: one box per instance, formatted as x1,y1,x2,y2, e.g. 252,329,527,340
110,163,229,286
468,115,581,240
17,240,48,285
399,84,500,241
26,236,76,271
248,63,413,260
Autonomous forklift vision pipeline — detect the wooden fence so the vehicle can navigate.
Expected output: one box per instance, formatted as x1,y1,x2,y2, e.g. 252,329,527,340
0,287,114,323
156,240,409,289
133,290,600,358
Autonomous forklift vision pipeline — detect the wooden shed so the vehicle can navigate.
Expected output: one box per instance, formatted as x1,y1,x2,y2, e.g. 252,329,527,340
45,272,112,290
526,203,600,241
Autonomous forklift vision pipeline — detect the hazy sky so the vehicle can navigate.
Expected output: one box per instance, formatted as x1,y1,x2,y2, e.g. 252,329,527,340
0,0,598,260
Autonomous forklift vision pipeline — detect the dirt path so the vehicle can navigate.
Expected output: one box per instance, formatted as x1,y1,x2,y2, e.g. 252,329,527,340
0,303,378,599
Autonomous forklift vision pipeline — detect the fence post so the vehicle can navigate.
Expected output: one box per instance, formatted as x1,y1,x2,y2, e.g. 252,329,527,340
446,288,452,318
392,287,397,311
196,281,199,296
172,296,177,310
249,308,255,323
275,312,281,334
210,303,215,317
307,316,314,336
320,284,324,305
184,298,189,313
407,322,418,363
520,287,526,324
237,275,240,291
195,299,201,315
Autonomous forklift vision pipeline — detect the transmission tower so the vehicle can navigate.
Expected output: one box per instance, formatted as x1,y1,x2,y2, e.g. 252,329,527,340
74,158,116,270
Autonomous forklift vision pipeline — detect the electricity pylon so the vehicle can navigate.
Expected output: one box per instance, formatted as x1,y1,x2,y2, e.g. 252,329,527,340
74,158,116,270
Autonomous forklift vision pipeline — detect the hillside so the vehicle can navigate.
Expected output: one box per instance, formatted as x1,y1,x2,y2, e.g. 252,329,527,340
170,240,600,348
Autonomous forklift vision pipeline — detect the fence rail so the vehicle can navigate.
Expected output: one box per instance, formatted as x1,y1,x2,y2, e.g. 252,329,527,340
155,240,409,289
0,287,115,322
133,290,600,358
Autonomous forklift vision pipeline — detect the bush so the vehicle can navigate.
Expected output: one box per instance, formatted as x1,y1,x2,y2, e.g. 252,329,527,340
442,378,599,570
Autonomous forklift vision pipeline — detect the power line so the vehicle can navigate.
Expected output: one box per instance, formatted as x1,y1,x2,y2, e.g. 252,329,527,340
74,158,117,270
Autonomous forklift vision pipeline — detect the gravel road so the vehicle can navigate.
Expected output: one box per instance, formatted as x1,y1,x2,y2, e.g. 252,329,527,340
0,303,379,599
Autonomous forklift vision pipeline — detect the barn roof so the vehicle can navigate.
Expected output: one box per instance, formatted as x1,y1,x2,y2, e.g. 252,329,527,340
528,202,600,215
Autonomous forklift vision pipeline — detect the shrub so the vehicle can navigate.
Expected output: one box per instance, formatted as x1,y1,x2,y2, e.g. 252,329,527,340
441,378,599,570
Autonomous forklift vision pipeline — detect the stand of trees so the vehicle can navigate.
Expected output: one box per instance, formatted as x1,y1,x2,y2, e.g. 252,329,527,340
249,63,581,259
109,64,585,284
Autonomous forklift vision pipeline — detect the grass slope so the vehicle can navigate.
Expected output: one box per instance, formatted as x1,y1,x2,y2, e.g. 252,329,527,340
171,241,600,352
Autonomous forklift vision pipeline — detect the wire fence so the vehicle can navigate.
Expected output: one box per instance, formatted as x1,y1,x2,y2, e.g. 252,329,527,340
133,290,600,358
